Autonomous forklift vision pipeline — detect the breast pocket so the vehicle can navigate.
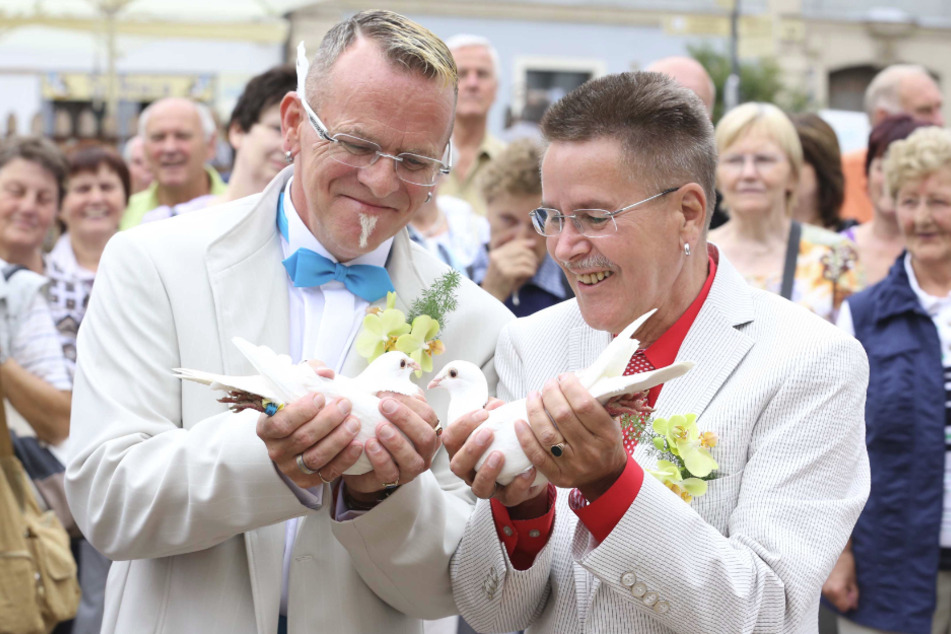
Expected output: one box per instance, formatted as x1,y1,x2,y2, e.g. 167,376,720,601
692,469,744,535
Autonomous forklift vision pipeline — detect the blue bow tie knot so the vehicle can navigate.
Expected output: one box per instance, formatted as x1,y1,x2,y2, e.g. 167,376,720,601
277,194,394,303
282,249,394,303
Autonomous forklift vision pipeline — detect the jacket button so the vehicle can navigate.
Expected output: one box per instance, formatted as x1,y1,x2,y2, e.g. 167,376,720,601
620,572,637,587
654,601,670,615
631,582,647,598
642,592,659,607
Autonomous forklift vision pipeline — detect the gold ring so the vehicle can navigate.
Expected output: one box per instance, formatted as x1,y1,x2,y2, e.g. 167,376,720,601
382,477,400,490
316,469,334,485
550,442,567,457
296,453,317,475
433,422,443,437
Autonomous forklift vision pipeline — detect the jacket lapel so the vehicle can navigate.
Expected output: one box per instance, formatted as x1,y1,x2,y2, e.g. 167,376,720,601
202,168,293,634
634,251,755,465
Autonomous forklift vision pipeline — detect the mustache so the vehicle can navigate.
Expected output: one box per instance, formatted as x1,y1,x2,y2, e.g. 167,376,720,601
560,255,617,273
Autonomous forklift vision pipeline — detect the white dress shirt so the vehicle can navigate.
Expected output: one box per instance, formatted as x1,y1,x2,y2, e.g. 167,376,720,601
278,180,393,615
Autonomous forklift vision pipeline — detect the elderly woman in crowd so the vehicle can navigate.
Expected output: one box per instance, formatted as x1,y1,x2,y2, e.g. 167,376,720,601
826,126,951,634
46,146,129,377
845,114,933,286
0,136,71,445
791,112,855,232
710,102,862,321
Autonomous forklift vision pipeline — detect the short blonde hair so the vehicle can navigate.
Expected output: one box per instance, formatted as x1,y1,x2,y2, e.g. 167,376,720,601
715,102,803,210
479,138,542,205
306,10,457,105
883,126,951,198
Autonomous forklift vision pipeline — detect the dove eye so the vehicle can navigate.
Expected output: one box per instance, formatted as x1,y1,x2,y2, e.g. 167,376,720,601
400,359,407,368
449,369,458,378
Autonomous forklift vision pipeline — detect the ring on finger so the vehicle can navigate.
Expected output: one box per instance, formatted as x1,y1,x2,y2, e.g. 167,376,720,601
382,477,400,490
296,453,317,475
550,442,568,457
316,468,334,485
433,420,443,437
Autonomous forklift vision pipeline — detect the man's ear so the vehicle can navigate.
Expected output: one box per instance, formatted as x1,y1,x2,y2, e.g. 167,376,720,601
678,183,707,241
280,92,303,158
204,131,218,162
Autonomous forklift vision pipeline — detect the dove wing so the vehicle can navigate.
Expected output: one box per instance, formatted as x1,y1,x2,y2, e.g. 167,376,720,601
576,309,656,387
231,336,328,405
588,360,695,402
172,369,285,403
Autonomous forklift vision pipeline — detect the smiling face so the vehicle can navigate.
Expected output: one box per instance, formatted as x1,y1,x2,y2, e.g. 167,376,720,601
143,99,215,191
717,130,796,218
229,104,286,186
896,167,951,270
282,38,455,262
543,138,695,334
61,163,124,244
0,158,58,257
900,73,945,126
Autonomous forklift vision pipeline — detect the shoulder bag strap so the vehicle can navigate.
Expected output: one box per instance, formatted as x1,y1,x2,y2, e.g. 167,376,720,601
779,220,802,301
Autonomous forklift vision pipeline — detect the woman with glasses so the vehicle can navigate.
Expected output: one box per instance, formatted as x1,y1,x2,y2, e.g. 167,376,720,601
710,103,863,322
828,125,951,634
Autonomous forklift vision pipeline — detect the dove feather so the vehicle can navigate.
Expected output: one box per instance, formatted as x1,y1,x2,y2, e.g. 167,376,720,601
587,361,694,402
575,308,655,387
171,369,283,402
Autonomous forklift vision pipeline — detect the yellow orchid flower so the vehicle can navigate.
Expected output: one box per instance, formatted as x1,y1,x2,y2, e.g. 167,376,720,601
652,414,718,479
647,459,709,503
395,315,442,376
354,303,411,362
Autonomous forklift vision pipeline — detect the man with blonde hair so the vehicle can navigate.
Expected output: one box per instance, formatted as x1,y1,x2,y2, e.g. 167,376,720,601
66,10,512,634
841,64,944,223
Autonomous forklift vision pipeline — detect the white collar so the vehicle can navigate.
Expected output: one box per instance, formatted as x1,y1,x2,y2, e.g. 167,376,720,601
904,252,951,313
281,178,393,268
46,233,96,281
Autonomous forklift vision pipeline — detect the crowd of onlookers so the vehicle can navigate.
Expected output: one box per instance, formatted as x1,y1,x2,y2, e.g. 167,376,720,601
2,30,950,633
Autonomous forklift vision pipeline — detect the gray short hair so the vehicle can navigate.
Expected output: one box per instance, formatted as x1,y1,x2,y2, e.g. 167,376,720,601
540,72,717,228
444,34,500,80
305,10,457,108
864,64,932,121
138,99,217,141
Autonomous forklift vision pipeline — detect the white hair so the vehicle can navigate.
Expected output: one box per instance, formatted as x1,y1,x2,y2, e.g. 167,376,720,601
138,99,217,141
864,64,933,121
444,34,500,79
121,135,142,162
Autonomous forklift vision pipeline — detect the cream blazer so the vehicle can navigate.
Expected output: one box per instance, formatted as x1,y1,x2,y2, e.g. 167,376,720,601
451,248,871,634
65,168,514,634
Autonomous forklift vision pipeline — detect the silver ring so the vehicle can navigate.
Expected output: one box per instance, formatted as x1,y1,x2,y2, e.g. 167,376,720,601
296,453,317,475
433,421,443,437
316,469,333,485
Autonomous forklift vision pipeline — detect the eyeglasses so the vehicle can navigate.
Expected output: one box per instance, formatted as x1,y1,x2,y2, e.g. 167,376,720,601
297,94,452,187
529,187,680,238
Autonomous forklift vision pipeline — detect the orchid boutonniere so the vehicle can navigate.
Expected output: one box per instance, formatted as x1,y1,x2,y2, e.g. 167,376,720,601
354,271,460,376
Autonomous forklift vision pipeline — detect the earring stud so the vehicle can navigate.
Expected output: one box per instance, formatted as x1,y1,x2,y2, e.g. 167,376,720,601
684,243,691,256
284,150,293,163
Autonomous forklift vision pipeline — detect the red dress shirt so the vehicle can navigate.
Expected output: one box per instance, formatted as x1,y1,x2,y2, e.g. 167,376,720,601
490,254,718,569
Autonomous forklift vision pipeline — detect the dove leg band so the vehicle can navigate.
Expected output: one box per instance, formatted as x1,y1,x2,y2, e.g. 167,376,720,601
262,399,283,417
296,454,317,475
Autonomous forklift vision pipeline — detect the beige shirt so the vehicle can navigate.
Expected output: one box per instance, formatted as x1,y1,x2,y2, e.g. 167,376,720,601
440,133,506,217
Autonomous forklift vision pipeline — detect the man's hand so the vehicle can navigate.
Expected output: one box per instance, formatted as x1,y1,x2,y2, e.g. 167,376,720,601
822,543,859,612
480,238,540,301
257,392,364,489
342,392,441,502
518,373,627,501
445,402,548,515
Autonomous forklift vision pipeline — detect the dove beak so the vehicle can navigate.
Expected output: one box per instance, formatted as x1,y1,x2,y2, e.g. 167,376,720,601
427,376,442,389
408,359,422,373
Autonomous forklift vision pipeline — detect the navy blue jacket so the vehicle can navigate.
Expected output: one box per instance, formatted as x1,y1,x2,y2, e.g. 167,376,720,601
842,254,945,634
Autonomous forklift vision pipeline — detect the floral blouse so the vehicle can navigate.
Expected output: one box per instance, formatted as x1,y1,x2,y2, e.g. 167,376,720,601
744,223,864,322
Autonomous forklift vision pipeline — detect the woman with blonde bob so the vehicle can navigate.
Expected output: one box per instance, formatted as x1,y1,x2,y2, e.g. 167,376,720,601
710,102,862,321
827,126,951,634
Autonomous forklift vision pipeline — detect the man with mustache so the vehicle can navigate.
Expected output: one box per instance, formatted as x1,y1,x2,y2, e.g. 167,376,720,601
120,97,226,229
65,11,512,634
445,71,870,632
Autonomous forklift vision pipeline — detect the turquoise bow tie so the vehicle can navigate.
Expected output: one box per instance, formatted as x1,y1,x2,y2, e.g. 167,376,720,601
277,196,394,303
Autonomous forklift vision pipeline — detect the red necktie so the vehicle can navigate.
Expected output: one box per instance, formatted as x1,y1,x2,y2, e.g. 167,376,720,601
621,350,654,457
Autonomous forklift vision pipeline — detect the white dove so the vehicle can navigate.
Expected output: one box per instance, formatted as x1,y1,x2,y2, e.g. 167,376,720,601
174,336,422,475
428,310,694,487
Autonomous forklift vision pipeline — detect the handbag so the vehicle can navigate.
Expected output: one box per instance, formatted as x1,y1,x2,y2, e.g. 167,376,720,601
0,375,80,634
10,434,79,539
